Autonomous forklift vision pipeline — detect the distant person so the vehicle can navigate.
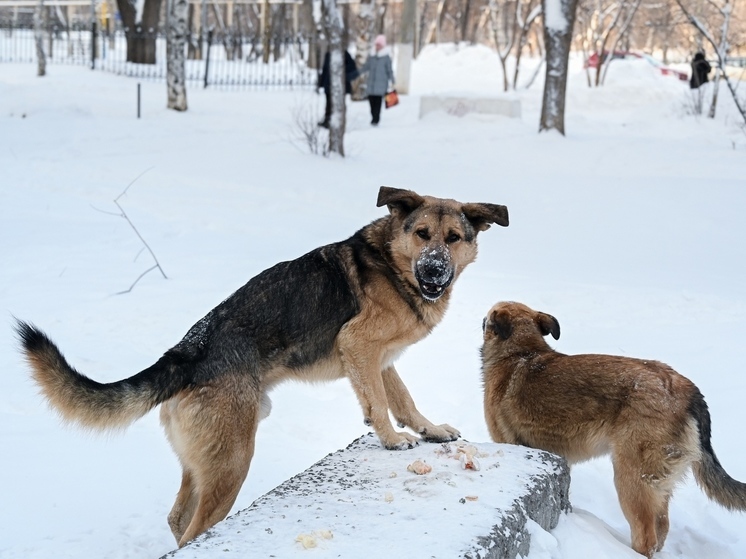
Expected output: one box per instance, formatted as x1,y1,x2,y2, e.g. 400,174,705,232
317,50,358,129
359,35,395,126
690,52,711,89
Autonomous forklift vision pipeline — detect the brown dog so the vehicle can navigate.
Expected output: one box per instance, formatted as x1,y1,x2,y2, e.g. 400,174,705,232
16,187,508,548
481,301,746,558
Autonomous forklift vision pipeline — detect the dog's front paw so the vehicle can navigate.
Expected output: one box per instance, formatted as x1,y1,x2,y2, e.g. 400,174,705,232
420,423,460,443
381,431,420,450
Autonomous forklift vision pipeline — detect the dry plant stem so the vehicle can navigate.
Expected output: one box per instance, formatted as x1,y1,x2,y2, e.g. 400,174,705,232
92,168,168,294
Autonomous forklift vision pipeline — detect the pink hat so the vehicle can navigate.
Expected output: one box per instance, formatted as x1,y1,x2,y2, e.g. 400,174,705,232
374,35,386,48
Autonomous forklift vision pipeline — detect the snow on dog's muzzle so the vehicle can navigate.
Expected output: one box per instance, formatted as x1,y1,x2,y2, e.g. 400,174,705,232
414,246,454,301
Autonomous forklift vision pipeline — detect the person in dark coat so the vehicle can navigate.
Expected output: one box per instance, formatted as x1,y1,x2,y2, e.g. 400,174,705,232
317,50,358,128
359,34,395,126
690,52,711,89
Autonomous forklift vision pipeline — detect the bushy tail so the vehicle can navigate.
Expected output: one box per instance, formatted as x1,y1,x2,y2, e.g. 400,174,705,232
15,321,192,431
689,388,746,511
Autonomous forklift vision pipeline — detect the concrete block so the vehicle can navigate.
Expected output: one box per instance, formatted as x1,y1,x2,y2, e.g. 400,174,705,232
419,96,522,119
163,433,570,559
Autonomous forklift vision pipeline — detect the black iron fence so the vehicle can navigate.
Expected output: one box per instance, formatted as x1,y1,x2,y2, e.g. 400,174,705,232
0,22,318,89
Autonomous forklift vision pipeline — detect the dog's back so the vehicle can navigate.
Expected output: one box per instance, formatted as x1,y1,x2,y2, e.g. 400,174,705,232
483,346,697,462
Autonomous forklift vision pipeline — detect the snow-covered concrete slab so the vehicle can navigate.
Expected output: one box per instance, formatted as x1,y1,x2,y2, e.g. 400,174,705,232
419,96,522,118
163,433,570,559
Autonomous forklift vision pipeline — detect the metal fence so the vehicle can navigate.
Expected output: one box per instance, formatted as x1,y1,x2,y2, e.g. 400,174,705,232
0,22,319,89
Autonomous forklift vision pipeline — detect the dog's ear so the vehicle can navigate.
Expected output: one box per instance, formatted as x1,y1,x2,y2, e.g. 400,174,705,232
535,312,560,340
377,186,425,217
462,203,509,232
489,309,513,340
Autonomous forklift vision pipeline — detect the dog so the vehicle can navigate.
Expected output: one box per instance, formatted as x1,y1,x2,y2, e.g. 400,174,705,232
480,301,746,558
15,186,508,547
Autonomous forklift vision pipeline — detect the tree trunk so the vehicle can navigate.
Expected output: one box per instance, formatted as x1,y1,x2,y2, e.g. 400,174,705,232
34,0,47,77
396,0,416,94
167,0,188,111
187,3,202,60
708,67,720,118
34,0,46,76
352,0,375,100
301,0,319,69
460,0,472,43
117,0,163,64
513,3,542,89
539,0,579,135
323,0,346,156
261,0,270,63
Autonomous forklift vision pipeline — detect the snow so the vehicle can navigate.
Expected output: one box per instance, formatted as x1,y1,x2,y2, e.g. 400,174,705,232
543,0,568,32
1,46,746,559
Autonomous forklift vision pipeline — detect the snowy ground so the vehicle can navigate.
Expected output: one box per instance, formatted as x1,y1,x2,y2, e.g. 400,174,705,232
1,46,745,559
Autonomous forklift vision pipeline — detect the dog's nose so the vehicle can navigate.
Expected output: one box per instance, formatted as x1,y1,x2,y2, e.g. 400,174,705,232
420,260,448,282
417,247,453,285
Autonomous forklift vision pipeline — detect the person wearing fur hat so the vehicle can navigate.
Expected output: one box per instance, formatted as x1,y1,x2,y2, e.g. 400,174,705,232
359,35,395,126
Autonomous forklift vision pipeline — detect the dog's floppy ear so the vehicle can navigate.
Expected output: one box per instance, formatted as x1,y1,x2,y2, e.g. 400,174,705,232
489,309,513,340
462,203,509,232
535,312,560,340
377,186,425,217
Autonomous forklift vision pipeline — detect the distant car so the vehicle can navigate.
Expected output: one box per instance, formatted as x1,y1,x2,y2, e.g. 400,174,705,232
640,54,688,81
584,50,632,69
584,51,688,81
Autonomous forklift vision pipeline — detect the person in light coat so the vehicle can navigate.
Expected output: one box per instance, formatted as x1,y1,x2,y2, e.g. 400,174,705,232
359,35,395,126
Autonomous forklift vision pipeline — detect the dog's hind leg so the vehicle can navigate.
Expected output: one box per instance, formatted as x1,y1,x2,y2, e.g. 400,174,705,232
167,469,199,542
613,450,663,558
381,366,459,442
654,492,671,552
162,376,261,547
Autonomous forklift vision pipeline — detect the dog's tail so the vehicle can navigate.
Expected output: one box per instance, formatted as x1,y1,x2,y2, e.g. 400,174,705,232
689,388,746,511
16,321,192,431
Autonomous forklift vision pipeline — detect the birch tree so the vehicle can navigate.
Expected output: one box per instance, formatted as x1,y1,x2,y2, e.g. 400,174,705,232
539,0,580,134
166,0,188,111
487,0,543,91
352,0,376,100
675,0,746,123
513,0,543,88
488,0,518,92
322,0,346,156
34,0,46,77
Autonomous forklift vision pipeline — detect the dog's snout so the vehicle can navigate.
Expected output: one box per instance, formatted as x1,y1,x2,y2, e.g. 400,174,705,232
416,246,453,284
414,246,455,301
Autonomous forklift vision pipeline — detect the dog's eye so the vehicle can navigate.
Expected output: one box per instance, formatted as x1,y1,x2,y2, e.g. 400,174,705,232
446,233,461,244
416,229,430,241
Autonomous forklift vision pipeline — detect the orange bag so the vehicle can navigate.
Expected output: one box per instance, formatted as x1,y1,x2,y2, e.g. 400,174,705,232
384,89,399,109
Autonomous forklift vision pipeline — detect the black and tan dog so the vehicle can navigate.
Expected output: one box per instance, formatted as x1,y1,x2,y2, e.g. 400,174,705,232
15,186,508,547
481,301,746,558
